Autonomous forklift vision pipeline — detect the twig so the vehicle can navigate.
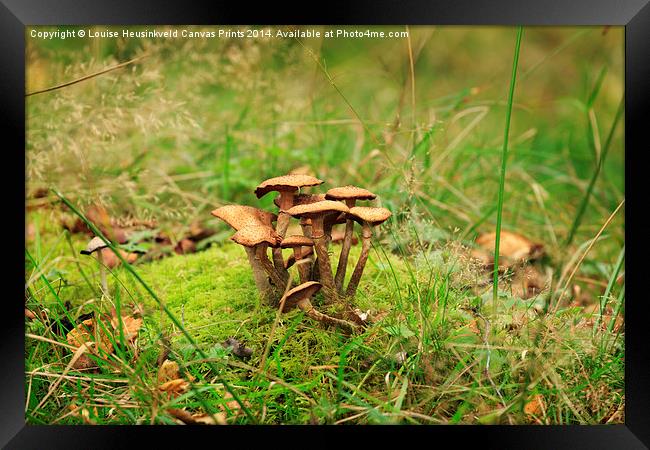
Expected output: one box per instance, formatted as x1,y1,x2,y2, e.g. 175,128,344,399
26,54,148,97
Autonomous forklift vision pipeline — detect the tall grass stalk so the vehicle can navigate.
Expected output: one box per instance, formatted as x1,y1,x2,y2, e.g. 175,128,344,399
564,99,624,247
492,26,524,316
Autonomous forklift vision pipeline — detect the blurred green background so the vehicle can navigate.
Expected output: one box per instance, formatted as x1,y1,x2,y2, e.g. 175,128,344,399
26,25,624,258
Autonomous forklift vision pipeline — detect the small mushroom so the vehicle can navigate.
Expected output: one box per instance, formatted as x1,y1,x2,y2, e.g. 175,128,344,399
255,175,324,238
281,281,359,333
212,205,286,302
257,176,324,276
80,236,109,293
280,235,315,283
345,206,392,299
286,200,349,304
325,186,377,294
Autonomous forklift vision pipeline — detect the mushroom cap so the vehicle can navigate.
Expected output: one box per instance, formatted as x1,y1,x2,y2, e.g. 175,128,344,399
348,206,392,225
280,235,314,248
325,185,376,201
230,225,282,248
255,175,324,199
283,281,322,309
286,200,350,219
211,205,277,231
80,236,108,255
274,193,325,209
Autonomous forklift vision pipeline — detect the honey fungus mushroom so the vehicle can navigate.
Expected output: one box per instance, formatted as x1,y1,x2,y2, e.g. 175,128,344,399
255,175,324,238
286,200,349,304
81,236,109,293
345,206,392,298
281,281,359,333
325,186,377,294
256,175,323,275
211,205,286,303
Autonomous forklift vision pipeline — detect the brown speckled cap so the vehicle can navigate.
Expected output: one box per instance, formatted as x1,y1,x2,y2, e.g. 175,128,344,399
80,236,109,255
283,281,322,309
286,200,349,219
348,206,392,225
325,186,376,201
255,175,324,199
280,235,314,248
211,205,277,231
230,225,282,248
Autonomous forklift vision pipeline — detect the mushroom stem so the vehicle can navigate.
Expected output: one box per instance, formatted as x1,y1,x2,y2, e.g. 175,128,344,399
244,247,275,302
272,209,291,282
334,218,354,294
296,299,359,333
312,232,338,304
293,248,310,283
256,246,287,295
299,221,314,279
345,222,372,299
97,251,108,294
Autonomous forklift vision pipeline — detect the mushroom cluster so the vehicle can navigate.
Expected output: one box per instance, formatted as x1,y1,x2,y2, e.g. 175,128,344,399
211,175,391,332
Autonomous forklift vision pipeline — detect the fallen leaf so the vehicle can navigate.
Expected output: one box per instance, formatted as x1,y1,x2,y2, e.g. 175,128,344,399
25,308,36,320
155,231,172,245
167,408,226,425
191,412,227,425
66,318,114,355
174,238,196,255
474,231,544,269
222,337,253,359
110,314,143,343
158,359,180,383
61,217,92,236
188,221,216,242
100,248,139,269
159,379,190,397
524,394,546,416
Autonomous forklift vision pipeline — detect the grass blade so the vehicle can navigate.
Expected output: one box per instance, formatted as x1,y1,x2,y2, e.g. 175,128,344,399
492,26,524,315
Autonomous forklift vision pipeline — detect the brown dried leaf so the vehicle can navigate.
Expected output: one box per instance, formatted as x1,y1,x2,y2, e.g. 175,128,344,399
158,359,180,383
100,248,139,269
66,318,114,355
159,379,190,397
174,238,196,255
110,314,143,343
167,408,227,425
191,412,227,425
475,231,544,268
524,394,546,416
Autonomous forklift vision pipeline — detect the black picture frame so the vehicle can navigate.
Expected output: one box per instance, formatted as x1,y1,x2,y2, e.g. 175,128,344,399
4,1,649,448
